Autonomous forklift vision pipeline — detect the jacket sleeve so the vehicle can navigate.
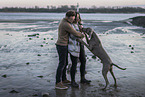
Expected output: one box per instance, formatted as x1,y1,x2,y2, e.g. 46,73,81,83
65,23,84,38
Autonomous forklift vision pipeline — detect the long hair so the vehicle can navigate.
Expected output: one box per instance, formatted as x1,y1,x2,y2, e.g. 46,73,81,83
73,12,82,25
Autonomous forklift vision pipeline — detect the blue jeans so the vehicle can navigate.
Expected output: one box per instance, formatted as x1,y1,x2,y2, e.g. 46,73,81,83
56,44,68,84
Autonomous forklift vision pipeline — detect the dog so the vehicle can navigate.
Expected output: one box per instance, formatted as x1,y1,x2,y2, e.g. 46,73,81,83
76,28,126,90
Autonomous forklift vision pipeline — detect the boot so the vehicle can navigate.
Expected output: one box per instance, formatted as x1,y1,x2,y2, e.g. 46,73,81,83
71,81,79,88
80,77,91,84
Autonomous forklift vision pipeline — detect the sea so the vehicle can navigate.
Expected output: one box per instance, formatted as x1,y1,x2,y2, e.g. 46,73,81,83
0,13,145,97
0,13,145,53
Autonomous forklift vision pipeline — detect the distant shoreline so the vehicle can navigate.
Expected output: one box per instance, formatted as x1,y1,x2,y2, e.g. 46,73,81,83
0,12,145,14
0,6,145,13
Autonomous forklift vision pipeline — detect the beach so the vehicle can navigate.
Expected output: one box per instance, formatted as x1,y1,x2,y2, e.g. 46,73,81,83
0,13,145,97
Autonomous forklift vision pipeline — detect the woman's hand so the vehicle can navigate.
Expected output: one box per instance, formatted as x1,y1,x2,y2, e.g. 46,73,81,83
79,25,83,32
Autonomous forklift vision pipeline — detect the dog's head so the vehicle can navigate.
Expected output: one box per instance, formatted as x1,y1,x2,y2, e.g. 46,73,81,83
84,27,94,38
83,27,93,35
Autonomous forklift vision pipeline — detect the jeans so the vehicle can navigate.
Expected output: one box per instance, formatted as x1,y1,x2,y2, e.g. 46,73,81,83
79,43,86,79
69,43,86,82
56,44,68,84
70,54,78,82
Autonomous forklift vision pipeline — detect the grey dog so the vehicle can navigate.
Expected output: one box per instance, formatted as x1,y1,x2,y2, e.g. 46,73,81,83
77,28,126,90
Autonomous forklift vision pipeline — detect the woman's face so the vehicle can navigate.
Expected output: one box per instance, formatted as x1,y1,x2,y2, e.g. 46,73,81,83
76,14,80,23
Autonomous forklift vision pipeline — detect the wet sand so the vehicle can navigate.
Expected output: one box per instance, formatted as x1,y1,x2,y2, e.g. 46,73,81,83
0,30,145,97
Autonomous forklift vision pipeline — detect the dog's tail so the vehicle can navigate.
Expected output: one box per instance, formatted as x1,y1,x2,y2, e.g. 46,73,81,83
112,63,126,70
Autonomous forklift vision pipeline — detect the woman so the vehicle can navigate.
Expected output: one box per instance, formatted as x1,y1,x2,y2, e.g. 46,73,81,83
68,12,91,88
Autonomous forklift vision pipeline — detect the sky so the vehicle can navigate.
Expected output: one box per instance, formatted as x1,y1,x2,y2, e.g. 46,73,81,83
0,0,145,8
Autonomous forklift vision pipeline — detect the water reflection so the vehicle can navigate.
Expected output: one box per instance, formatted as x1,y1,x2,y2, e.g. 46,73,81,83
55,89,68,97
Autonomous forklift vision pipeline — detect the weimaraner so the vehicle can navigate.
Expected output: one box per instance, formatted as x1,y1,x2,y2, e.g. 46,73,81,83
77,28,126,90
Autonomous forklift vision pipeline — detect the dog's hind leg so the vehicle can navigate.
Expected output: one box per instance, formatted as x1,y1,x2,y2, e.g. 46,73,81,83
110,66,117,88
102,65,109,90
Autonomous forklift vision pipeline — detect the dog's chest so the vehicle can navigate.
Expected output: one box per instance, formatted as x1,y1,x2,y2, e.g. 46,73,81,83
89,36,100,47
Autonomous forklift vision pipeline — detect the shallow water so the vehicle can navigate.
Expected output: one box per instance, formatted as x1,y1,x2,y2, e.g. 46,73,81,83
0,13,145,97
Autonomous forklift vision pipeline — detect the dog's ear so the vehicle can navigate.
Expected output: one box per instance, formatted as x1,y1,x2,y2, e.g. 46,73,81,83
86,28,90,34
82,28,87,32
